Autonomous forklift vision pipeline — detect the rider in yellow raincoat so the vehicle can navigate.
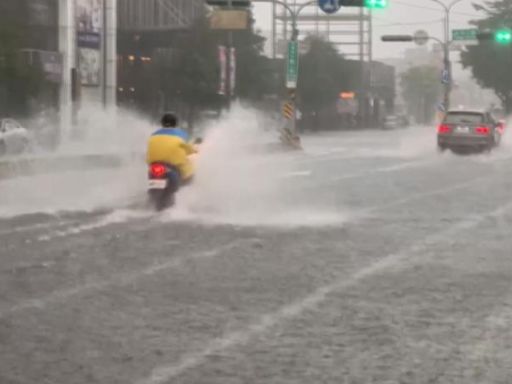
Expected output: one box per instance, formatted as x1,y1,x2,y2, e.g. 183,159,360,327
146,113,196,182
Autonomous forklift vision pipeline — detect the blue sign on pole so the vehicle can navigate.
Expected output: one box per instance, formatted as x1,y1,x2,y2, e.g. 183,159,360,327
441,69,450,85
318,0,341,14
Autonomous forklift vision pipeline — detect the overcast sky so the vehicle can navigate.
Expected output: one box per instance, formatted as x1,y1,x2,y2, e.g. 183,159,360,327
252,1,485,59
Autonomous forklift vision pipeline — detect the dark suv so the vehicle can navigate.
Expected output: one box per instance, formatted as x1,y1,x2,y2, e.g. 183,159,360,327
437,110,504,153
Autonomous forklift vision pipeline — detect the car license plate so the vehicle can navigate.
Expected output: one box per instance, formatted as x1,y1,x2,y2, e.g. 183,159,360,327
456,126,470,134
148,179,167,190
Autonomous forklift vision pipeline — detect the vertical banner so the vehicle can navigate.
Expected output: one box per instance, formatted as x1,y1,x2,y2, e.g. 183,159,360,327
229,47,236,97
76,0,102,86
218,46,227,96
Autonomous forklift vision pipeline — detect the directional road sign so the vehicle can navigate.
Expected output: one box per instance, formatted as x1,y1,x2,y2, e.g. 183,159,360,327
318,0,341,14
286,41,299,89
441,69,450,85
452,29,478,41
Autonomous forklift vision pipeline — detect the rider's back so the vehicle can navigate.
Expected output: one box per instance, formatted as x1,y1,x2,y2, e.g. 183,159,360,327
146,128,188,166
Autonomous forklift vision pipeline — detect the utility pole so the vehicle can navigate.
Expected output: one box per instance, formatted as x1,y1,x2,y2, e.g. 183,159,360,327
286,1,314,136
102,0,107,108
227,0,234,110
427,0,469,111
253,0,315,136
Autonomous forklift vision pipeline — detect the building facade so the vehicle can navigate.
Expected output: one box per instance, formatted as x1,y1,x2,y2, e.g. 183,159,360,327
116,0,204,113
0,0,60,117
118,0,203,31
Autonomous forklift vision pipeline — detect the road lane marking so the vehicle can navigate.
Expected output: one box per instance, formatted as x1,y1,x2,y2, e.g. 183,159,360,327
361,176,491,216
280,170,313,178
297,159,439,191
37,209,152,242
0,238,260,318
1,174,502,318
0,220,74,237
328,159,436,183
136,201,512,384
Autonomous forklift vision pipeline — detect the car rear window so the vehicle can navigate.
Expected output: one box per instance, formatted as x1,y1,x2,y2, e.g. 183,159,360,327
444,112,484,125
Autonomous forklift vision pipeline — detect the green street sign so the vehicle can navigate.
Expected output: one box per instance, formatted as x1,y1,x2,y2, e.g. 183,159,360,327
286,41,299,89
452,28,478,41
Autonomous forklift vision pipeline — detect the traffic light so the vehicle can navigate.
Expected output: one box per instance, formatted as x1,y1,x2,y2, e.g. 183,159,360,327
205,0,250,7
341,0,388,8
364,0,387,9
495,29,512,45
477,29,512,45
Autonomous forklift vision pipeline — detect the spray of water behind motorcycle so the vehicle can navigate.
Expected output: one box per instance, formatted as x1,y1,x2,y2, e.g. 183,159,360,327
164,104,346,227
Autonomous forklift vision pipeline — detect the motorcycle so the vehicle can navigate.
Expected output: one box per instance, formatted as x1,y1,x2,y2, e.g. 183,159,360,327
147,138,202,211
147,162,181,211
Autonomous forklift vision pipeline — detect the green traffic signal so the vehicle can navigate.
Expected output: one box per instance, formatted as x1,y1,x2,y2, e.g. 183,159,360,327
364,0,387,9
495,29,512,45
340,0,388,8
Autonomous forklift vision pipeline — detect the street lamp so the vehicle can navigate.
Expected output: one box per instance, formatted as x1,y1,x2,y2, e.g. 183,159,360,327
252,0,315,136
427,0,469,110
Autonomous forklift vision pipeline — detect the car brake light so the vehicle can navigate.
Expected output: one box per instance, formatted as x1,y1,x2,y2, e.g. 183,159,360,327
475,126,490,135
437,124,450,134
150,164,167,178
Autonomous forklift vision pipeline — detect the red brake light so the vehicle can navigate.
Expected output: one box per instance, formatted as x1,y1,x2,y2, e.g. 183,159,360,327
150,164,167,178
475,126,490,135
438,124,450,134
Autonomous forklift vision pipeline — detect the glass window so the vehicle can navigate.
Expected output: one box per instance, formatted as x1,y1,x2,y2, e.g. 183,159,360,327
444,112,484,125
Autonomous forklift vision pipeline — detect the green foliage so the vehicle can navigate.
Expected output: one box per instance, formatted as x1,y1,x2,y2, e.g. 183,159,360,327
0,0,47,116
159,11,273,123
297,37,354,115
233,26,274,100
400,66,441,124
461,0,512,111
163,16,220,108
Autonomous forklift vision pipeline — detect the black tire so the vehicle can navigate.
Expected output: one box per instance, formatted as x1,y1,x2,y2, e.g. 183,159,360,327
437,145,447,153
148,189,175,211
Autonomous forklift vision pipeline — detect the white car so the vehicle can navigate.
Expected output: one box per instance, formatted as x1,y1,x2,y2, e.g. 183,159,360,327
0,118,31,156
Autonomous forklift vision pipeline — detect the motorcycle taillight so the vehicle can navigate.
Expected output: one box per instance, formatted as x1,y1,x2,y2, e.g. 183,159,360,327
150,164,167,178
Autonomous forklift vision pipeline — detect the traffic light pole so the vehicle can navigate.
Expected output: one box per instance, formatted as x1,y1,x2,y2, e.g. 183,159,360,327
427,0,469,111
287,1,315,136
253,0,315,137
227,0,234,110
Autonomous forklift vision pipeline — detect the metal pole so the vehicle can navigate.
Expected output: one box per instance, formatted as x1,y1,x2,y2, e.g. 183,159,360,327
291,12,298,136
102,0,107,108
359,6,365,127
427,0,469,111
369,9,373,64
287,0,315,136
227,0,233,110
445,9,452,111
272,1,277,59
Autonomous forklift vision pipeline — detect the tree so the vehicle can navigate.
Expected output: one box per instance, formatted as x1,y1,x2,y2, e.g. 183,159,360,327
158,11,273,130
233,23,275,101
160,15,221,129
400,66,441,124
297,37,354,128
0,0,47,116
460,0,512,112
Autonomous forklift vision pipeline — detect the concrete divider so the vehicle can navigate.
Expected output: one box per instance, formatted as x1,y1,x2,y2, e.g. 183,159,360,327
0,152,144,180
